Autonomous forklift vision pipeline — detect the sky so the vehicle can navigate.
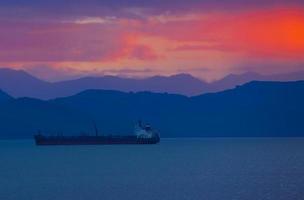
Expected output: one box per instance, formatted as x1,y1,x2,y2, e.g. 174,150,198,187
0,0,303,81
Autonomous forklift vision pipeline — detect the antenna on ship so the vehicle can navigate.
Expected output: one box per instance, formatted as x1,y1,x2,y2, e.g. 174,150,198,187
138,120,143,128
93,121,99,137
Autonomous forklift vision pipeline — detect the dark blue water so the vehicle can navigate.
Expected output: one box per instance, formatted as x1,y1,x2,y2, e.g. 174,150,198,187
0,138,304,200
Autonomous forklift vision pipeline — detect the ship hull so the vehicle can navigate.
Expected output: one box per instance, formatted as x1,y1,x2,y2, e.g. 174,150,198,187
34,135,160,145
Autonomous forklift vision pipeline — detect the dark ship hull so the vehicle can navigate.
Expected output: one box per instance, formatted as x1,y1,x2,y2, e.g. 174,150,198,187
34,135,160,145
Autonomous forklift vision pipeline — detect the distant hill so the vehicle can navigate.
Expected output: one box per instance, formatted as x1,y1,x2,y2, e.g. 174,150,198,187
203,71,304,93
51,90,189,136
0,68,52,98
0,68,207,98
0,80,303,138
189,81,304,137
1,68,304,99
52,81,304,137
53,73,208,97
0,98,92,139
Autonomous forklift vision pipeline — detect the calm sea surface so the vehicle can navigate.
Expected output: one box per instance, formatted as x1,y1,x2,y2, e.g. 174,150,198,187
0,138,304,200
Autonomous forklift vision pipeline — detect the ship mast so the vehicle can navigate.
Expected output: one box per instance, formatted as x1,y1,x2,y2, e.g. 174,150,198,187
93,121,99,136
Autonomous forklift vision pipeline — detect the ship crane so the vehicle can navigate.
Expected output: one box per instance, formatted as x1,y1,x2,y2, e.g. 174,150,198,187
93,121,99,137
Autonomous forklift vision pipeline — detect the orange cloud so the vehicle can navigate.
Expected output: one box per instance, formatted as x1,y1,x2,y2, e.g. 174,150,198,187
217,9,304,58
163,8,304,58
102,33,159,61
0,7,303,80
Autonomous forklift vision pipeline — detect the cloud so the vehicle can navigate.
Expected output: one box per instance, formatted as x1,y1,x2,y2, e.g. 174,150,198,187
146,8,304,59
0,0,303,23
147,13,201,24
22,65,84,81
129,45,158,60
1,8,303,62
101,33,160,61
173,44,227,52
21,65,165,80
0,3,304,80
95,68,162,78
72,16,118,25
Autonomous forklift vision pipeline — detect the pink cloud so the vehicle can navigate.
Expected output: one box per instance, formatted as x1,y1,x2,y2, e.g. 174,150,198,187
172,44,228,52
129,45,158,60
100,33,159,61
1,8,303,62
0,21,157,62
141,8,304,59
0,6,304,81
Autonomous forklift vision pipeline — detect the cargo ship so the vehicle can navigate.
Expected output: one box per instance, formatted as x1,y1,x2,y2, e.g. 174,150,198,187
34,121,160,145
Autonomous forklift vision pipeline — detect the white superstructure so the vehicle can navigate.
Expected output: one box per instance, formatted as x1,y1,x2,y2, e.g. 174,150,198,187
135,121,157,139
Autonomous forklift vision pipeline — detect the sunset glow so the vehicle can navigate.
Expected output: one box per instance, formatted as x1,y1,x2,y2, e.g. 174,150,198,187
0,1,303,80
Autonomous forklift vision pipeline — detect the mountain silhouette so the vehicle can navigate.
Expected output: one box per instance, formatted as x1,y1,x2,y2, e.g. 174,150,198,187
0,68,52,98
54,73,208,98
0,97,92,139
1,68,304,99
0,89,12,104
203,71,304,93
0,68,207,99
0,80,303,138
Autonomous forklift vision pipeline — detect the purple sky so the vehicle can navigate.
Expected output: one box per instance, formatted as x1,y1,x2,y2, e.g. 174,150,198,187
0,0,303,81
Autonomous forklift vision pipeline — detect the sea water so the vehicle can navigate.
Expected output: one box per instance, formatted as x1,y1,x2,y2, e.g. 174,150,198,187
0,138,303,200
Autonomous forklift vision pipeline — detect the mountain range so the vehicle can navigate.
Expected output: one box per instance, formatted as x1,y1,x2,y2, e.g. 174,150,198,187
0,80,303,139
0,89,12,103
1,68,304,99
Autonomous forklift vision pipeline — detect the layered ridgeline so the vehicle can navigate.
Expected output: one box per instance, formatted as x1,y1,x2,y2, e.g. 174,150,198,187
0,99,93,139
1,68,304,99
0,81,303,138
0,68,206,98
0,89,13,103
